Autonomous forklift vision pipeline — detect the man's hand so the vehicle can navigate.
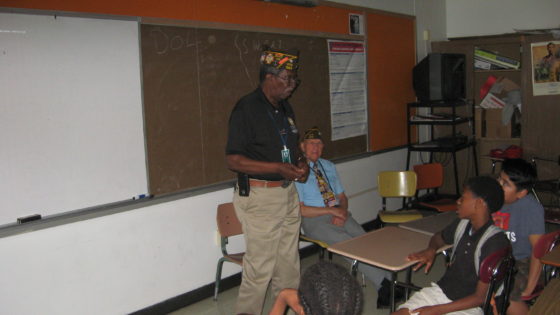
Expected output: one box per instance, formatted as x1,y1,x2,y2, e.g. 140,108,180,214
412,305,444,315
331,217,345,226
281,289,304,315
407,248,437,273
295,158,310,183
269,289,304,315
277,162,307,181
330,207,349,226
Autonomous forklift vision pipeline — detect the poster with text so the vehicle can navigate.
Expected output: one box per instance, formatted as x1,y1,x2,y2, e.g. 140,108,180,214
531,41,560,96
327,40,367,141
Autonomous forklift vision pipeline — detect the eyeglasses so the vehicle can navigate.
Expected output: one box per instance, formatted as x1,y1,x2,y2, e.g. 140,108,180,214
276,75,301,86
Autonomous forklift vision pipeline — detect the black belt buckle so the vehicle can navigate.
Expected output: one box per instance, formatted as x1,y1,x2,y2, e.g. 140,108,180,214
281,180,290,188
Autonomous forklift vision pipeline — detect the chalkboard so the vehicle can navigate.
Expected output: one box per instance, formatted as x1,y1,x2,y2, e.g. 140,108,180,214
0,13,147,226
141,24,367,195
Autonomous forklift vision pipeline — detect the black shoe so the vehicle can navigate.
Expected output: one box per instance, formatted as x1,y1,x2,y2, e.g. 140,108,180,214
376,279,406,309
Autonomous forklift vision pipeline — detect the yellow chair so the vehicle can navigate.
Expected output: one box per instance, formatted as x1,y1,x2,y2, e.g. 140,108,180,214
299,233,332,260
214,203,244,300
377,171,423,224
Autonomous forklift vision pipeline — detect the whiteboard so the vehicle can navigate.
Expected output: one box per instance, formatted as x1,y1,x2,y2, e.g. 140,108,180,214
0,13,147,226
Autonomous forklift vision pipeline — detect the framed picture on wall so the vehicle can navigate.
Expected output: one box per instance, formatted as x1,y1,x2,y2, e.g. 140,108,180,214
349,14,364,35
531,41,560,96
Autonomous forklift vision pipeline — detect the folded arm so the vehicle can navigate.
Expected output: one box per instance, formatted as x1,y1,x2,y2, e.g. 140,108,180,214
299,193,349,226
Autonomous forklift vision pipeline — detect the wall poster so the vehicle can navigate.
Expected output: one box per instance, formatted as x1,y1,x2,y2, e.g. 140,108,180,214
531,40,560,96
327,40,368,141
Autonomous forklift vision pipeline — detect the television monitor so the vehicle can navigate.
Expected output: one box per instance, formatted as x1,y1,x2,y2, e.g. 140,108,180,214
413,53,466,102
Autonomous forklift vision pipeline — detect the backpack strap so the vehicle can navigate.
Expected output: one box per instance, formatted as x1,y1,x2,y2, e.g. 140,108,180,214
450,219,469,262
451,219,503,275
474,225,502,275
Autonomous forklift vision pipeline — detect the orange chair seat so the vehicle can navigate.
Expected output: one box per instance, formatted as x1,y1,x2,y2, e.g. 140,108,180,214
419,199,457,212
413,163,458,213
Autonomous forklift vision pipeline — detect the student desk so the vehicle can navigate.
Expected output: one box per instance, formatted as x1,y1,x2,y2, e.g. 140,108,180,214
399,211,457,236
540,245,560,268
328,226,451,311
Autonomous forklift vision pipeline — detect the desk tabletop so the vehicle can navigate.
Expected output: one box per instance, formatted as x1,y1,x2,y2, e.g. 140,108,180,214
540,245,560,268
399,211,457,236
328,226,437,271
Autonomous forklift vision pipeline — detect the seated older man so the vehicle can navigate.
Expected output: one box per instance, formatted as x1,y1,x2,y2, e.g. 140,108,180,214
295,127,403,308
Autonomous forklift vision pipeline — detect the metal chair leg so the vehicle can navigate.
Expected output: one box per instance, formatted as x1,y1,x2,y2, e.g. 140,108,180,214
319,247,325,260
349,260,366,287
214,258,226,300
351,259,359,276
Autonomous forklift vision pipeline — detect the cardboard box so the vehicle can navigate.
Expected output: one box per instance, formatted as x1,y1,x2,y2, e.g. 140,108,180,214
480,92,506,109
496,77,520,93
483,108,512,138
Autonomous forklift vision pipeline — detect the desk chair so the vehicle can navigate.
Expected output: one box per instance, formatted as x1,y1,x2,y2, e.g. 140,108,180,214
480,246,515,315
413,163,457,212
299,233,332,260
521,230,560,302
396,246,515,315
377,171,422,224
534,230,560,284
530,156,560,224
214,202,244,300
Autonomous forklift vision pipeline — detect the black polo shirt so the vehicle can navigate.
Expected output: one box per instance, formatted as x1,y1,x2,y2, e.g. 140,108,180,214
226,87,300,181
437,218,509,301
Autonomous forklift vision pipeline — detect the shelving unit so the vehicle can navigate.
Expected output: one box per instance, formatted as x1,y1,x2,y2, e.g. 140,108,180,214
432,35,523,177
430,34,560,195
406,99,478,196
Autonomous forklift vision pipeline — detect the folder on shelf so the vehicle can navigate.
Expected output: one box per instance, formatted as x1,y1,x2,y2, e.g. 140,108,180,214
474,58,507,70
474,47,520,69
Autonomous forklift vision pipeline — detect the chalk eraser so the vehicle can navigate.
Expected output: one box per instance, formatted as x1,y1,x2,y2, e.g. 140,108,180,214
17,214,42,224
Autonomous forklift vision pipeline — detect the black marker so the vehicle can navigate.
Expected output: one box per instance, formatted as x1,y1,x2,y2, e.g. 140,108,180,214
17,214,42,224
133,194,153,200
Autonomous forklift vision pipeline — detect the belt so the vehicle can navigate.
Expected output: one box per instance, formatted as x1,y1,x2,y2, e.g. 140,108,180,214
249,179,285,188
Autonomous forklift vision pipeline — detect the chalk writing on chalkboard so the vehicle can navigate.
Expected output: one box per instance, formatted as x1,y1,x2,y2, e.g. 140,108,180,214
141,24,367,195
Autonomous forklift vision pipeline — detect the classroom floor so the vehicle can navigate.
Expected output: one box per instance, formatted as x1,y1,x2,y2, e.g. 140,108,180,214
169,252,448,315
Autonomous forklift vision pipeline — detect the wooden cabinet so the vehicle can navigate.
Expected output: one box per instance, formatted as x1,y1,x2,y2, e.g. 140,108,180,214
432,35,524,191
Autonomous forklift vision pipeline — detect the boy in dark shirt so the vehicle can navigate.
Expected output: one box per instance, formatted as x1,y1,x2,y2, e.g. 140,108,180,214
392,176,510,315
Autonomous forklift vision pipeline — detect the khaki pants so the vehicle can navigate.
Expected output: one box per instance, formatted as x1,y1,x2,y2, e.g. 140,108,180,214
233,183,301,315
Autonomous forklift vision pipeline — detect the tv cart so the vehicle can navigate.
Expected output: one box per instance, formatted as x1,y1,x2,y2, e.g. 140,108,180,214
406,99,478,196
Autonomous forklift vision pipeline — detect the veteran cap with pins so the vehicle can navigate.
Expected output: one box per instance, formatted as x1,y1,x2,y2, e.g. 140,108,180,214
260,47,299,71
303,126,322,141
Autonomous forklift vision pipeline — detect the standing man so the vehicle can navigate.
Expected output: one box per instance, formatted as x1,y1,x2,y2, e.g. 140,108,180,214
295,127,402,308
225,47,309,315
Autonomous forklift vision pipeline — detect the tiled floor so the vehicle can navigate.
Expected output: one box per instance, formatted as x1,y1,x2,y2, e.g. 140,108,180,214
170,252,448,315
